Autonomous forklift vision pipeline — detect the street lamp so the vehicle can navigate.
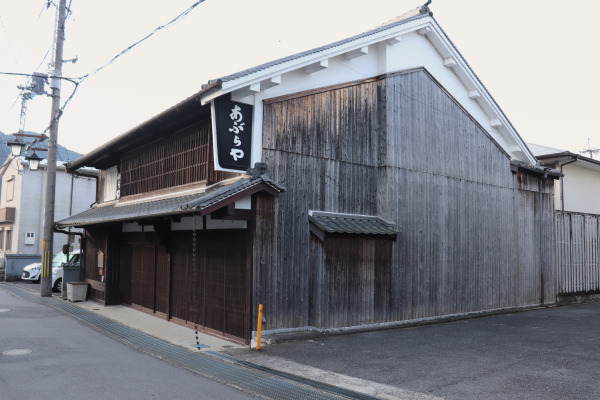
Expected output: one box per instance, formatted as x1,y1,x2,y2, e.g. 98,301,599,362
26,151,43,171
7,138,25,156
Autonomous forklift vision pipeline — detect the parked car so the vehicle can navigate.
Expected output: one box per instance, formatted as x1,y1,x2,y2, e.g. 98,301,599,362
21,250,81,292
51,250,81,292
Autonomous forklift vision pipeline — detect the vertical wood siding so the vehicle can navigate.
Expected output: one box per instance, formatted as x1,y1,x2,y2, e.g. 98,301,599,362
259,68,556,330
82,226,107,302
121,230,251,341
556,211,600,294
120,122,211,196
119,121,236,197
312,236,392,329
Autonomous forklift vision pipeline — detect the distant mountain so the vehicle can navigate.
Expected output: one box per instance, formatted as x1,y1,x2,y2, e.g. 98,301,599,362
0,130,82,166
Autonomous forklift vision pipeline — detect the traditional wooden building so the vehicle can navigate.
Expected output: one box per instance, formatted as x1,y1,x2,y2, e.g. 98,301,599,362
57,7,559,344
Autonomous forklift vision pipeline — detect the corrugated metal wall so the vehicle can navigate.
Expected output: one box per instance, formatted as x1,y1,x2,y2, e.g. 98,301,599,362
556,211,600,294
258,68,556,331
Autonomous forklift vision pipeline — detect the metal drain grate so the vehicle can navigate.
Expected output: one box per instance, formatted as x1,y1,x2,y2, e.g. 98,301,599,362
1,283,380,400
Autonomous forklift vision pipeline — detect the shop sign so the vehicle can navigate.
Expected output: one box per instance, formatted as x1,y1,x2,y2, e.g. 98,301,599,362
213,95,253,171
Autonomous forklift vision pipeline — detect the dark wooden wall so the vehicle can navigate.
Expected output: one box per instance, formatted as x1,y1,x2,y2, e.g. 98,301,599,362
119,120,237,197
116,229,251,341
258,68,556,331
309,236,393,329
82,225,121,304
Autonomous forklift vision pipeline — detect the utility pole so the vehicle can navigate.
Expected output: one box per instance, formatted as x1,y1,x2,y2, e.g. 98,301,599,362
580,138,599,160
41,0,67,297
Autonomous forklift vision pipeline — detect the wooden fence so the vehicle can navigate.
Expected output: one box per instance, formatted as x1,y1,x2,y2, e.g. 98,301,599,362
556,211,600,294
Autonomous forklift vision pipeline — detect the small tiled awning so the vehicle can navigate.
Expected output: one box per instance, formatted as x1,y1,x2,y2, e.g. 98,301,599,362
308,211,398,241
56,175,284,228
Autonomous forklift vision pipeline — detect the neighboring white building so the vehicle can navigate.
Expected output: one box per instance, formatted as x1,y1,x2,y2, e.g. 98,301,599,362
0,156,96,255
530,143,600,214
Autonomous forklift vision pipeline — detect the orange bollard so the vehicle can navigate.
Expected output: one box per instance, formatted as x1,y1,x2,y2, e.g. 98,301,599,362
256,304,263,351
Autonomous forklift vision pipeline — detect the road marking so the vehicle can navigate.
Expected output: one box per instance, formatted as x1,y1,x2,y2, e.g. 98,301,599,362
3,349,32,356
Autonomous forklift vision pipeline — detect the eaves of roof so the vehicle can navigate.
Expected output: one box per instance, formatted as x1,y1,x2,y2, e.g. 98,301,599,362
55,175,285,228
199,10,536,165
510,161,562,179
537,151,600,165
66,94,211,171
68,6,537,170
66,12,431,172
308,210,399,241
212,13,429,88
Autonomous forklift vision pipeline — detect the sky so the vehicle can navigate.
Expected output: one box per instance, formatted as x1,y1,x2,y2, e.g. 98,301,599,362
0,0,599,158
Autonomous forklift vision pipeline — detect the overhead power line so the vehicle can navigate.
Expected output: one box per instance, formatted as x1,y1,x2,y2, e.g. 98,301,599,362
2,0,207,138
75,0,207,81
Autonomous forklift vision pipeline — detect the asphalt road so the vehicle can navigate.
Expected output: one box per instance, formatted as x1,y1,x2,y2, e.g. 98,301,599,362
10,278,600,399
226,302,600,400
0,286,258,400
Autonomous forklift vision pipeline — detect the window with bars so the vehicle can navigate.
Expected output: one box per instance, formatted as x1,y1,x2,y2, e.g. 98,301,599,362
119,123,213,197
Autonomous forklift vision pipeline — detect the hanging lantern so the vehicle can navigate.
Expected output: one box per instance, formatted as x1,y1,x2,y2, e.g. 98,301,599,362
7,139,25,156
26,151,43,171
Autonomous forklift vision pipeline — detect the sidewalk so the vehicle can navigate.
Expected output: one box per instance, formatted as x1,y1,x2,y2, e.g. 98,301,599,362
72,293,436,400
74,300,242,353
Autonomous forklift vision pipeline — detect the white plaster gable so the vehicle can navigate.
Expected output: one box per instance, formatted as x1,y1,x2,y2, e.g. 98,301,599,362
201,12,536,166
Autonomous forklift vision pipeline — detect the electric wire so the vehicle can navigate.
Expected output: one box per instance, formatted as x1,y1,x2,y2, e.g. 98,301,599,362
0,16,21,67
2,0,206,151
38,1,55,20
74,0,206,81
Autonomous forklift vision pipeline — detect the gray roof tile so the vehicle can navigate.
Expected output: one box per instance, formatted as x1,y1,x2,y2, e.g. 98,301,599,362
56,176,284,228
308,211,398,240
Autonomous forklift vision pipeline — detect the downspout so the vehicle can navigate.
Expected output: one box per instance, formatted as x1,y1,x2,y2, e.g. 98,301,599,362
539,177,543,305
68,173,74,216
68,173,74,240
559,156,578,211
539,170,549,306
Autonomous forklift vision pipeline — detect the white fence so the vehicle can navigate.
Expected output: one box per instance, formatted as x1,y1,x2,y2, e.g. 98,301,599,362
556,211,600,294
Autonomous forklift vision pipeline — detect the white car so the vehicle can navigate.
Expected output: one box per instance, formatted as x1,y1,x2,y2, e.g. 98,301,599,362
51,250,82,292
21,250,81,292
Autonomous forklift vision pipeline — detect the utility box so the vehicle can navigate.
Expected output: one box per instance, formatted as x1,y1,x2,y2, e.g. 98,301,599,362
24,232,35,245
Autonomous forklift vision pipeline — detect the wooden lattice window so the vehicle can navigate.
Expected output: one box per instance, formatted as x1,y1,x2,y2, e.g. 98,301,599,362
120,123,211,197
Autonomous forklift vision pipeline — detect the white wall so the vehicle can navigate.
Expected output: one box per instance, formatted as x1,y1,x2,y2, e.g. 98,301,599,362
0,158,24,254
0,158,96,255
560,162,600,214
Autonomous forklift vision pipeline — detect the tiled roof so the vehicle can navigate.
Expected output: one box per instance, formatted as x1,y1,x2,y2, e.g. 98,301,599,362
308,211,398,240
69,11,430,173
210,12,428,86
56,175,284,228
